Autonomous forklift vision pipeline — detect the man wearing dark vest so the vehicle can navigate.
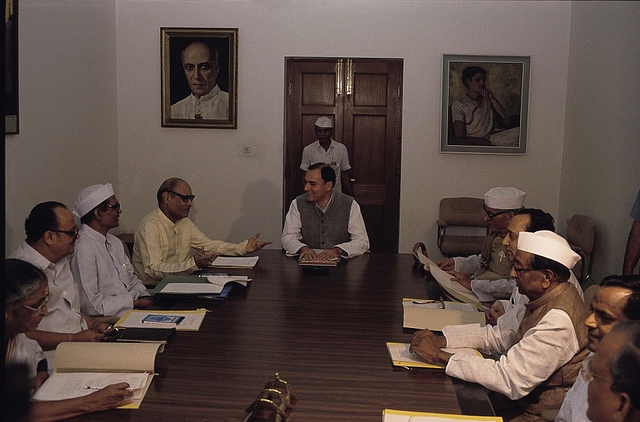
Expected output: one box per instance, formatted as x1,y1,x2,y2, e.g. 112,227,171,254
411,230,589,421
281,163,369,261
437,186,526,307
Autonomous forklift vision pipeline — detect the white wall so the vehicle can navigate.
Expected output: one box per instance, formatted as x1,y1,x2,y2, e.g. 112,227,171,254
6,0,639,281
560,1,640,281
114,0,572,256
5,0,118,248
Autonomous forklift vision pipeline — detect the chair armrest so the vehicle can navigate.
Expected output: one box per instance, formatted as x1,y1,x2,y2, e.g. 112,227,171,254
436,219,448,227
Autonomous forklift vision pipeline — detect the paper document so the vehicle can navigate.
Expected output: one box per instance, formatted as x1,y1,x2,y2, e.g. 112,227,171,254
208,256,259,268
383,408,503,421
402,298,486,331
386,342,481,369
115,310,207,331
205,275,250,291
31,342,160,409
414,253,482,309
32,372,149,401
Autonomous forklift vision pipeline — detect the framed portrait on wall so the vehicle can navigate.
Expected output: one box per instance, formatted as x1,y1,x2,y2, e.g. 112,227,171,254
441,55,530,154
5,0,19,134
161,27,238,129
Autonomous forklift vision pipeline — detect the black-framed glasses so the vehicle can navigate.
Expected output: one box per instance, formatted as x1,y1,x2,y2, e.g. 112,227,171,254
169,191,195,203
51,226,79,237
579,355,613,384
22,291,50,313
483,205,510,220
103,203,121,211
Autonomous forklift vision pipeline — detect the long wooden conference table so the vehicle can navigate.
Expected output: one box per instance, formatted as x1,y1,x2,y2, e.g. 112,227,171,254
71,249,494,421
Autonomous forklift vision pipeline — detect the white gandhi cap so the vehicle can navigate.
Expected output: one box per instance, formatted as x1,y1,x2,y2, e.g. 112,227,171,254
484,187,527,210
314,116,333,128
517,230,581,270
73,183,115,218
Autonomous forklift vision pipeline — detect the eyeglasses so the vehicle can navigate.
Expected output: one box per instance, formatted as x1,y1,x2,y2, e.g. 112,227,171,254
103,203,121,211
22,291,50,313
483,205,510,220
51,226,79,237
169,191,196,203
579,355,613,384
512,266,540,274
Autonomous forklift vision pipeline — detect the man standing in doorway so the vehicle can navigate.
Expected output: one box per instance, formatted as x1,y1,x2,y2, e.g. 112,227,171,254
300,116,354,196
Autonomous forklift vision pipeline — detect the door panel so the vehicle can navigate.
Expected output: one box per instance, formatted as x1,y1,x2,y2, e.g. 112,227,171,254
285,58,402,253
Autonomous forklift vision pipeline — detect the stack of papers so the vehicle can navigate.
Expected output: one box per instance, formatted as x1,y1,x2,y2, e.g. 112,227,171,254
386,342,481,369
208,256,259,268
413,253,482,309
402,298,486,331
115,310,207,331
383,409,503,421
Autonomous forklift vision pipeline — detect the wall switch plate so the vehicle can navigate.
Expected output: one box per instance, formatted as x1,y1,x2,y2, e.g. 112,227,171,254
237,144,257,156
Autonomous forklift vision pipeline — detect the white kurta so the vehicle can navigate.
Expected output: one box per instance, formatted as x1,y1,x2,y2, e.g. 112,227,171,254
72,225,150,317
443,309,580,399
555,353,592,422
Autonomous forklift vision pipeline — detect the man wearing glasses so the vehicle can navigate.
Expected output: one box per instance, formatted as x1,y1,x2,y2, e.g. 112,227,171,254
412,230,589,420
556,275,640,422
71,184,152,319
436,186,526,308
133,177,271,284
9,202,114,368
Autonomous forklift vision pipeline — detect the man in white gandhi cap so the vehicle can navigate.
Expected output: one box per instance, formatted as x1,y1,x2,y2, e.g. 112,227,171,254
411,230,589,421
300,116,354,196
71,183,152,319
437,186,527,307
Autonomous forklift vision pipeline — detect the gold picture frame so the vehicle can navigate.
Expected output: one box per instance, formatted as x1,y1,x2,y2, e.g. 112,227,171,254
161,27,238,129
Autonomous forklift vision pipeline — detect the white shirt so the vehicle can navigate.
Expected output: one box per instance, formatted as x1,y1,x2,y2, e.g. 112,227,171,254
71,224,150,318
555,352,592,422
281,194,369,258
300,140,351,193
443,308,580,400
6,334,46,379
170,85,229,119
10,242,87,334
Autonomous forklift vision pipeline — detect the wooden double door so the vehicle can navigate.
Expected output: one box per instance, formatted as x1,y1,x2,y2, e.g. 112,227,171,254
284,58,403,253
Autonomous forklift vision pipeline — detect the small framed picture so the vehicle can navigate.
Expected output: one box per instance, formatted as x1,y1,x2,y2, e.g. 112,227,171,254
161,27,238,129
441,55,530,154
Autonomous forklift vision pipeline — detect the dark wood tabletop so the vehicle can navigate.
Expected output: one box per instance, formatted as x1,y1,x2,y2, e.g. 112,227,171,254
70,249,493,421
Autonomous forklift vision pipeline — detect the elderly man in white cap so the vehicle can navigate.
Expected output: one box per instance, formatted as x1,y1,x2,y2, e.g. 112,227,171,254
437,186,527,307
412,230,589,421
71,184,152,318
300,116,354,196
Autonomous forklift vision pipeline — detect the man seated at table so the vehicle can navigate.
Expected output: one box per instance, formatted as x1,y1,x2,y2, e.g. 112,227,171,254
71,183,152,318
556,275,640,422
411,230,589,421
437,186,526,307
9,202,114,366
486,208,583,327
282,162,369,261
133,177,271,284
5,259,132,420
585,320,640,422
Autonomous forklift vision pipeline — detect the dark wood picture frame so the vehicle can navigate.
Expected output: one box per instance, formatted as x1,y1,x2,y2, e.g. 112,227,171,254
161,27,238,129
441,55,530,154
5,0,19,134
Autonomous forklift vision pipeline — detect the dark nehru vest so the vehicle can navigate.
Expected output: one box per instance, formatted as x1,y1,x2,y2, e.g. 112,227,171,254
296,191,352,249
513,281,589,420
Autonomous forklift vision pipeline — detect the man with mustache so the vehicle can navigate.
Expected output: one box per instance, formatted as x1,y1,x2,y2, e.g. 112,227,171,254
71,183,152,318
556,275,640,422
